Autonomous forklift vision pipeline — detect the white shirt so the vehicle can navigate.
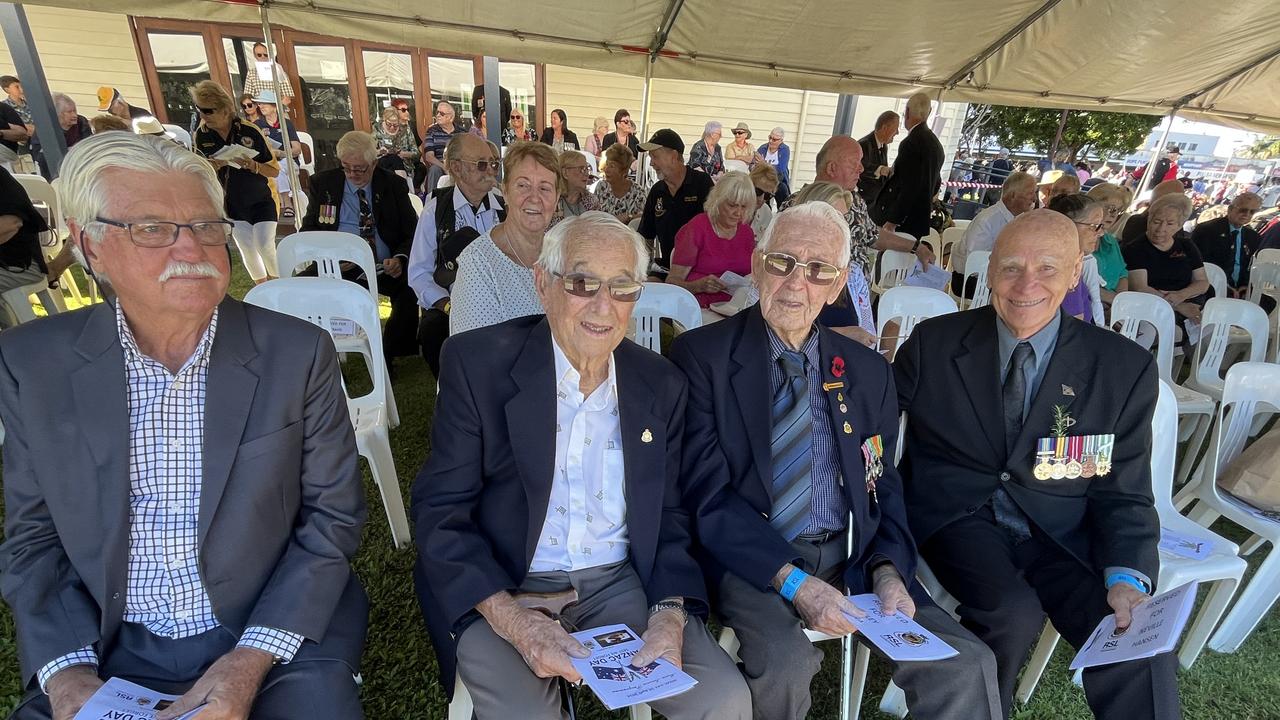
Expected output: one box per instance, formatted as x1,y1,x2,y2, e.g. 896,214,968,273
406,187,504,309
448,232,545,335
528,337,630,573
1081,254,1106,327
952,199,1015,273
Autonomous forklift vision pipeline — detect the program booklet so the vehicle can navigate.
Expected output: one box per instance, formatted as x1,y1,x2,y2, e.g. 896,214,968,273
842,593,959,662
210,143,259,163
1069,581,1198,670
569,623,697,710
73,677,205,720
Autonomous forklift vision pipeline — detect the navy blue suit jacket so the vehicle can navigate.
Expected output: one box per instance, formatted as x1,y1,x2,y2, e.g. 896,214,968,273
670,306,917,594
412,316,705,695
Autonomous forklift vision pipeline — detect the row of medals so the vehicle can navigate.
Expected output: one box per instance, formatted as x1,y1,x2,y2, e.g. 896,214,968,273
1033,453,1111,480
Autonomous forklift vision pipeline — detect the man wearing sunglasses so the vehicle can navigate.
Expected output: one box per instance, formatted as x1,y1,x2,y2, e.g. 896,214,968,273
414,212,750,719
671,204,1001,720
1,132,368,720
240,42,295,110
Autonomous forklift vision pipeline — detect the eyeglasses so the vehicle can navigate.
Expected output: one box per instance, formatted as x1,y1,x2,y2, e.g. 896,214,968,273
456,158,499,172
761,252,842,285
95,217,233,248
768,136,782,142
553,272,644,302
197,106,217,115
1074,221,1106,232
1102,204,1123,214
563,165,590,175
434,110,453,117
341,163,371,175
755,187,775,203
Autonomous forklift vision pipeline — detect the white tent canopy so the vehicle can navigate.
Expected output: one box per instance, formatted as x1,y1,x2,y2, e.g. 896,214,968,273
25,0,1280,133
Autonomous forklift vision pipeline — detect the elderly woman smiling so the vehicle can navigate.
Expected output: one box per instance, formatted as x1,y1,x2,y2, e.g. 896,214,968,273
667,171,756,307
1122,192,1209,338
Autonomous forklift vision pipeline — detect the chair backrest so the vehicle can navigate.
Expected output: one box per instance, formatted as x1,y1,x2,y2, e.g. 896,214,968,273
1209,362,1280,493
963,250,991,309
951,219,971,229
577,149,599,176
276,231,380,306
724,159,750,174
1110,291,1176,382
878,237,918,291
941,225,966,272
632,282,701,352
1204,262,1228,301
297,131,317,175
1252,247,1280,270
408,193,424,217
1247,261,1280,305
1151,379,1179,516
1192,297,1270,392
14,173,61,247
436,173,455,190
875,286,958,347
163,124,192,149
244,277,386,404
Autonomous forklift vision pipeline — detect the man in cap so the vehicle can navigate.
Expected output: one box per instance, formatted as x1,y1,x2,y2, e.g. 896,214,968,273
637,129,714,272
97,86,154,122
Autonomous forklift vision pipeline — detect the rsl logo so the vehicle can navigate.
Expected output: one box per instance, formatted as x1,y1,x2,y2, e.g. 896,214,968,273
654,197,665,216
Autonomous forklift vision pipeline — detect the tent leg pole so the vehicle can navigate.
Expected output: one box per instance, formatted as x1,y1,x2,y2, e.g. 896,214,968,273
1132,108,1179,210
260,2,300,223
0,2,66,176
638,59,654,179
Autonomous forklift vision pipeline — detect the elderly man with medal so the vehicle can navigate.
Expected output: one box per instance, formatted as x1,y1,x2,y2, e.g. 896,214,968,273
893,209,1180,720
671,202,1001,720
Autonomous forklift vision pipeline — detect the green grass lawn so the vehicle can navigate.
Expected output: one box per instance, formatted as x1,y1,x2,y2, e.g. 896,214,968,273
2,254,1279,718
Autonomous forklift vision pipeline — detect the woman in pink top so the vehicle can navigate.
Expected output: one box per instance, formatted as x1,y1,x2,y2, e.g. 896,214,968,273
668,171,756,307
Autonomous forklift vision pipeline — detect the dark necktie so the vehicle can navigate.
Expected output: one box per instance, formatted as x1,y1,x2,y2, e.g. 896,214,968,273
356,188,375,246
1231,228,1243,287
993,342,1034,544
769,350,814,541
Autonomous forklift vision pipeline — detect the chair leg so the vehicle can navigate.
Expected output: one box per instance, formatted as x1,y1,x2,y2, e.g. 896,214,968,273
1186,502,1220,529
36,288,66,314
358,428,411,549
448,676,474,720
878,680,908,718
716,627,742,662
1179,577,1239,669
1240,533,1266,557
629,704,652,720
384,358,401,429
1176,412,1213,488
1014,624,1059,705
846,641,870,720
1209,548,1280,653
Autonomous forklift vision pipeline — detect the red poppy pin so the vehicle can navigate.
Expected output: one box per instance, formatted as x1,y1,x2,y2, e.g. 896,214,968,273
830,356,846,378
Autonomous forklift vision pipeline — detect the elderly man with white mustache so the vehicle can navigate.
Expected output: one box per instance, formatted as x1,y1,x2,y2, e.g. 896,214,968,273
0,132,368,720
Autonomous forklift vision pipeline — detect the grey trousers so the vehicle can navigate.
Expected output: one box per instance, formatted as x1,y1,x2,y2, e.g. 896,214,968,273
716,535,1003,720
11,623,362,720
456,560,751,720
0,265,46,330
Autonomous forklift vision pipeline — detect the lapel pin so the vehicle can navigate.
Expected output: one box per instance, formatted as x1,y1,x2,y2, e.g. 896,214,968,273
830,356,846,378
837,392,844,402
641,428,653,443
843,421,853,434
839,403,848,414
1062,384,1075,397
823,381,845,391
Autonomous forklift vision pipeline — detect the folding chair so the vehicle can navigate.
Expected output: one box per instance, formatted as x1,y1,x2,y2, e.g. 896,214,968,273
874,286,957,358
631,282,701,353
1203,262,1228,303
959,251,991,310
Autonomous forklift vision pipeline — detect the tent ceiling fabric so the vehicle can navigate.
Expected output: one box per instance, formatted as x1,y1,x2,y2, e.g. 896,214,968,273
24,0,1280,133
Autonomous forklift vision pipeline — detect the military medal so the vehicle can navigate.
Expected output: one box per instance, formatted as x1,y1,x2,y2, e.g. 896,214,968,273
1033,437,1053,480
1094,434,1115,476
1049,436,1068,479
843,421,853,434
839,404,848,414
1065,436,1083,479
860,435,883,504
641,428,653,443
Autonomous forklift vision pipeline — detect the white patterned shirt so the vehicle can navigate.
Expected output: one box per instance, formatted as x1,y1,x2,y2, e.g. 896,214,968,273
36,305,303,691
529,337,630,572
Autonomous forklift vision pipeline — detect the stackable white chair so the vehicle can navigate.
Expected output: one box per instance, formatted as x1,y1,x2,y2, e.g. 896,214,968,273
959,250,991,309
724,158,750,174
1252,248,1280,270
1246,262,1280,363
872,237,918,296
950,218,971,230
408,192,424,217
163,124,192,149
1179,363,1280,653
1110,292,1216,486
940,226,966,272
1203,262,1228,303
577,149,599,176
631,282,701,353
874,286,957,357
277,231,401,429
13,173,82,308
297,131,317,177
450,677,651,720
1183,298,1269,405
0,281,64,324
244,277,410,548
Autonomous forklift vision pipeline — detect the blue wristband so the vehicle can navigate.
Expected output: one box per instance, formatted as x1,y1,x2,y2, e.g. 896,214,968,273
779,567,809,602
1105,573,1147,594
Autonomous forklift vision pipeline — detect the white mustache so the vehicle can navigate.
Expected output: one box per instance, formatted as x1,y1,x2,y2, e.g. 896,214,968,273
159,261,223,283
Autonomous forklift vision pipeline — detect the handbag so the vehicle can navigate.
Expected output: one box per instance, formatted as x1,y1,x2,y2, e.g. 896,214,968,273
1217,425,1280,512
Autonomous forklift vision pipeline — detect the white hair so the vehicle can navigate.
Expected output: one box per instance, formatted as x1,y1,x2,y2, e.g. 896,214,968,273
703,120,722,137
906,92,933,120
537,211,649,280
757,202,852,268
51,92,75,113
770,126,785,140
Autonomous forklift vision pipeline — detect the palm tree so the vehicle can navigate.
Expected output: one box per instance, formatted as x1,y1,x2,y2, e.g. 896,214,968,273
1240,135,1280,159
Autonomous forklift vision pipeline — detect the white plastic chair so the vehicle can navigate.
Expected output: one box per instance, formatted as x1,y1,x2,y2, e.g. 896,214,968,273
940,225,965,272
297,131,317,176
960,250,991,309
875,286,957,357
0,280,64,324
244,277,411,548
577,149,599,176
723,159,750,174
1184,298,1269,403
436,174,455,190
13,174,84,307
1246,262,1280,363
950,218,971,229
873,237,918,296
277,232,400,429
631,283,700,352
1204,262,1228,302
1252,248,1280,270
1179,363,1280,653
1110,292,1216,486
450,676,651,720
162,124,192,149
408,193,424,217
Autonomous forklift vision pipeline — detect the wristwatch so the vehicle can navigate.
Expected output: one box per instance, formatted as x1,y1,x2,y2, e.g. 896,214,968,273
649,600,688,625
911,238,922,252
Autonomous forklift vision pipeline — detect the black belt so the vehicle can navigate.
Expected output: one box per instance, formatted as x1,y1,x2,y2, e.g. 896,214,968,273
796,529,844,544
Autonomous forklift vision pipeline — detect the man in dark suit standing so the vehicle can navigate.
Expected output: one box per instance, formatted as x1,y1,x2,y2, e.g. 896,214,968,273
1191,192,1265,302
413,213,748,719
857,110,899,209
301,130,420,358
1,133,367,720
672,204,1000,720
874,92,945,239
894,210,1180,720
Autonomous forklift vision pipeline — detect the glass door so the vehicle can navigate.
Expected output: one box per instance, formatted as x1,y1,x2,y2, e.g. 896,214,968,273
363,50,415,135
294,44,354,172
146,32,211,130
428,57,475,131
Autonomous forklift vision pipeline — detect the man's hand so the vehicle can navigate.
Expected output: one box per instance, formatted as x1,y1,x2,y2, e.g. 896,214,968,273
155,646,274,720
872,565,916,619
47,666,103,720
383,257,403,278
791,576,862,637
914,242,936,268
1107,583,1150,631
631,607,685,669
875,165,891,178
499,608,590,681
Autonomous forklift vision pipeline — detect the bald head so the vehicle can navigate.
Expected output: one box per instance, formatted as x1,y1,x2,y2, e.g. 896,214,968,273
989,209,1083,339
814,136,862,191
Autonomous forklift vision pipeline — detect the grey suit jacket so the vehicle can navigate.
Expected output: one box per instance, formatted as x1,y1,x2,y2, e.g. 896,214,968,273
0,297,367,686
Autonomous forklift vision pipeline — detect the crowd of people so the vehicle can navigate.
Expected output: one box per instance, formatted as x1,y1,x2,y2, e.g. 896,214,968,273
1,62,1279,720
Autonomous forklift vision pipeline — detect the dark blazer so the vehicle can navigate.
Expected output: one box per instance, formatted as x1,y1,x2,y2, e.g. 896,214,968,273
893,306,1160,582
857,131,889,207
538,127,581,150
301,166,417,259
0,167,48,274
0,299,368,687
413,316,705,696
874,122,945,238
670,306,916,594
1191,215,1263,289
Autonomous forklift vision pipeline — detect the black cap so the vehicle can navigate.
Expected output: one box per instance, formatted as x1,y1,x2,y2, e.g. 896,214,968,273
639,129,684,155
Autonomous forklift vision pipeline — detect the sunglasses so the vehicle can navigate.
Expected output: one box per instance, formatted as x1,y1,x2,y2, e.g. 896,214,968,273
241,103,255,110
198,106,217,115
457,158,498,172
254,53,269,59
762,252,842,285
1074,221,1106,232
755,187,775,203
511,114,523,120
733,130,747,135
553,272,644,302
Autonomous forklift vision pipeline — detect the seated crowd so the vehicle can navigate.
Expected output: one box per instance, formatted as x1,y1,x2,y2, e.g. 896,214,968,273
1,75,1277,720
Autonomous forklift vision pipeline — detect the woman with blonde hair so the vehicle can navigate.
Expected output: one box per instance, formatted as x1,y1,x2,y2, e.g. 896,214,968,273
667,170,755,307
190,79,280,282
374,104,418,178
594,142,647,225
584,115,611,158
549,149,601,226
1086,182,1132,304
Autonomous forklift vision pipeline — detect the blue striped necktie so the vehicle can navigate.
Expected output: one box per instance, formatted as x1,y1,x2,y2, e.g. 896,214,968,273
770,350,814,540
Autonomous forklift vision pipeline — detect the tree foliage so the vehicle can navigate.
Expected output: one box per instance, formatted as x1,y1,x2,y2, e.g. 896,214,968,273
961,105,1158,161
1241,135,1280,160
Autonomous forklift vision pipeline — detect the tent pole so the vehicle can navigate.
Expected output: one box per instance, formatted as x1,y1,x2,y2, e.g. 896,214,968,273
259,2,301,220
482,56,501,179
792,90,812,187
0,3,65,176
1132,108,1178,210
638,58,654,180
832,95,857,137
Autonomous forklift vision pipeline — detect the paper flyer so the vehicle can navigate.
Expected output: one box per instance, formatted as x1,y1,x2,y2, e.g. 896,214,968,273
569,623,697,710
73,677,205,720
718,271,751,289
843,593,959,662
210,143,259,163
1069,581,1198,670
1159,527,1212,560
